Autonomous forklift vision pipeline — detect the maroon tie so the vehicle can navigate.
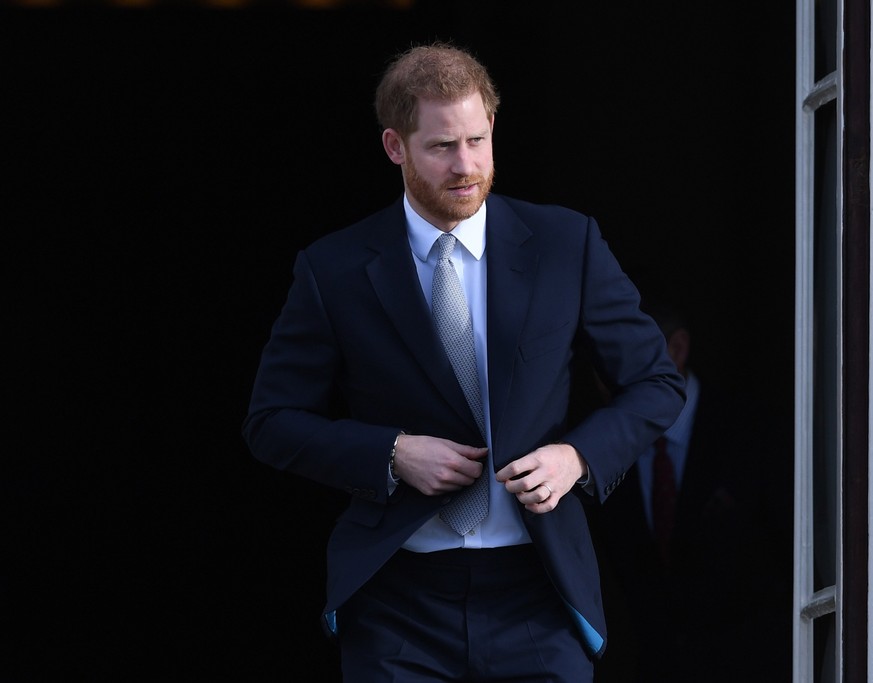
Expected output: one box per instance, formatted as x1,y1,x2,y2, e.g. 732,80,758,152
652,436,676,566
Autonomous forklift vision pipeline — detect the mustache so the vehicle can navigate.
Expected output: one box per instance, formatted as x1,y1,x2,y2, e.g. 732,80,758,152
445,176,486,190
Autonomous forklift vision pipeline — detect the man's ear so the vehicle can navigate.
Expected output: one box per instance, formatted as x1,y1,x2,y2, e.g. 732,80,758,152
666,328,691,376
382,128,405,165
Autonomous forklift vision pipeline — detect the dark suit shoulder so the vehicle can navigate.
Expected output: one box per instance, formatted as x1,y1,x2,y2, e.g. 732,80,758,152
490,194,594,230
304,196,405,259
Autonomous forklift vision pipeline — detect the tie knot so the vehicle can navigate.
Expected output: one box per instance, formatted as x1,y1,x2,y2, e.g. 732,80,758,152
437,233,457,260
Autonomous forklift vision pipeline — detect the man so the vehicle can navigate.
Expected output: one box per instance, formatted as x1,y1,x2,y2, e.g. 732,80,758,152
243,42,685,682
591,301,793,683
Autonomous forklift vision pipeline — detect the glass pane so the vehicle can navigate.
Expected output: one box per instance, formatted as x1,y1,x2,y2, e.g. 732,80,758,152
814,611,837,683
814,0,838,80
811,97,838,593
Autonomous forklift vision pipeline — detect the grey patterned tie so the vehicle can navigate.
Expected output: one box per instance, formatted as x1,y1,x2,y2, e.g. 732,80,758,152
432,233,489,535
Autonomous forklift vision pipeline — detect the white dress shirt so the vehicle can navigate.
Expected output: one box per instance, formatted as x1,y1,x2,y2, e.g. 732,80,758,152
398,194,531,552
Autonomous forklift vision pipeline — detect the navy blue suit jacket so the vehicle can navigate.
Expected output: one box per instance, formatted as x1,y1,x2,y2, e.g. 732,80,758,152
243,194,685,658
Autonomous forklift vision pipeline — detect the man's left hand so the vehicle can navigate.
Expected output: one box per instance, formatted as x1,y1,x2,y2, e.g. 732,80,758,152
496,443,588,513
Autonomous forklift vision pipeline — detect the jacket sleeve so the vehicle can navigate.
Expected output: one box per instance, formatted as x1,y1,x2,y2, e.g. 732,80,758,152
241,249,399,503
561,217,686,503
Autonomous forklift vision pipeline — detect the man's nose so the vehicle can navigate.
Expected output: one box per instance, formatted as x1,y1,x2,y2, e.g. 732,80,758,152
451,145,477,177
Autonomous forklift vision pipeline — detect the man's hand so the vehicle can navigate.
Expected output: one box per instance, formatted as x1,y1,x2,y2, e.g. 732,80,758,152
391,434,488,496
496,443,588,513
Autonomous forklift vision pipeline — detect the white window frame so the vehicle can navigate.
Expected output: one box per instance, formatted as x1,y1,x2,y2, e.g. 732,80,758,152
795,0,871,680
794,0,842,681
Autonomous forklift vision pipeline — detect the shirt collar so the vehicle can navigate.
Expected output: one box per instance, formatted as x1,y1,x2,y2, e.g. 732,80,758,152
404,193,487,262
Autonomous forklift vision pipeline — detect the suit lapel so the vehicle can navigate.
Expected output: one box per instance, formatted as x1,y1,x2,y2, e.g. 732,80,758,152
365,201,481,436
483,197,537,466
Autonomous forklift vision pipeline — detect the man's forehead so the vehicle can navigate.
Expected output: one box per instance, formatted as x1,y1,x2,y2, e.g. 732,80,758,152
414,95,491,133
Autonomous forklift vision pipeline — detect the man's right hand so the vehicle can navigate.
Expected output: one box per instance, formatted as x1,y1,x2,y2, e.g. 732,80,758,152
391,434,488,496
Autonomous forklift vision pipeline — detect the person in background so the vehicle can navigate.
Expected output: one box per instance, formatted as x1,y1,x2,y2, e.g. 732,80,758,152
242,41,685,683
591,298,793,683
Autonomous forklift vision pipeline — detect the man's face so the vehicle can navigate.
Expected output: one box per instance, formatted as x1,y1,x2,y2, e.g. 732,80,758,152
400,93,494,231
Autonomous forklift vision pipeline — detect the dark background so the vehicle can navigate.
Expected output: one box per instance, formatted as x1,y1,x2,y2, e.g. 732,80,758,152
5,2,795,679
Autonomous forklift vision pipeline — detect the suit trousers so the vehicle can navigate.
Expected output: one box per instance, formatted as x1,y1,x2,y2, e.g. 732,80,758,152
336,543,594,682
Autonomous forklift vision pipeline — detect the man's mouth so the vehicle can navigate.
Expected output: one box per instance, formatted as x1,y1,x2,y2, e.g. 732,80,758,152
448,180,479,194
